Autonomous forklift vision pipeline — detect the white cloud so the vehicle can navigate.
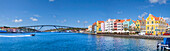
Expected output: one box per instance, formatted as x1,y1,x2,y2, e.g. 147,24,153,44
84,21,88,23
77,20,80,23
49,0,54,2
33,14,40,17
117,11,123,14
149,0,167,4
13,19,23,23
138,12,148,19
30,17,38,21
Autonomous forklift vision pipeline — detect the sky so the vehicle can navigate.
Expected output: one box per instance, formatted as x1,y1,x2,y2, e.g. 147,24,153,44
0,0,170,28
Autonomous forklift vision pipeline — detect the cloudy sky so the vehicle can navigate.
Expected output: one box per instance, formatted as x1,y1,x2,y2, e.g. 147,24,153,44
0,0,170,27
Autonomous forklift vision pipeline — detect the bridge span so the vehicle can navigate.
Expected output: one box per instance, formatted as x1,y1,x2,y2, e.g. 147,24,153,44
19,25,76,31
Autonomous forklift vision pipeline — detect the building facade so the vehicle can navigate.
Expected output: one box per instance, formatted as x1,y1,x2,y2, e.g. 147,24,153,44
146,14,167,35
141,17,146,31
88,25,92,32
114,19,125,33
135,20,141,32
104,19,116,33
96,21,104,34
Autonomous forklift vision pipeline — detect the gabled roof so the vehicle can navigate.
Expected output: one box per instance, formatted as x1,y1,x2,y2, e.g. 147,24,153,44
120,20,125,23
93,22,96,25
107,19,115,21
167,23,169,26
115,19,125,23
150,14,160,21
138,20,142,22
126,19,131,21
132,20,136,23
97,21,104,23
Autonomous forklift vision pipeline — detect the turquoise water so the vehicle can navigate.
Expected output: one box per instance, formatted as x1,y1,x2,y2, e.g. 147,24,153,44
0,32,162,51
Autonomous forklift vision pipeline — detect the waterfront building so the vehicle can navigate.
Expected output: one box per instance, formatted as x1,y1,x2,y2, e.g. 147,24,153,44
88,25,92,32
141,17,146,31
92,22,96,33
123,19,135,30
101,23,105,32
123,19,131,30
96,21,104,34
123,19,136,33
135,20,141,32
104,19,116,33
114,19,125,33
146,14,167,35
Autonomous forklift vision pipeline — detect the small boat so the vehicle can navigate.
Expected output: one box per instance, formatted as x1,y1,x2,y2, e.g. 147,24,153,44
30,34,35,36
157,38,170,50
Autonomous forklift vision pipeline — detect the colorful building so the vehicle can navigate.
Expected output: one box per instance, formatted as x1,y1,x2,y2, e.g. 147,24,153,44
92,22,96,33
101,23,105,32
146,14,167,35
129,20,136,31
104,19,116,33
135,20,141,32
141,17,146,31
123,19,135,30
96,21,104,34
114,19,125,33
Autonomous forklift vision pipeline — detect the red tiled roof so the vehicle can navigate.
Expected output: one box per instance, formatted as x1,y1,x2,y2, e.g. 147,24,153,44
97,21,104,23
167,23,169,26
107,19,115,21
120,20,125,23
138,20,142,22
150,14,160,20
126,19,131,21
115,19,125,23
132,20,136,23
93,22,96,25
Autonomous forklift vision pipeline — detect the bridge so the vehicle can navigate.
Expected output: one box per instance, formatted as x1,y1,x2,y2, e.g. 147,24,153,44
19,25,76,31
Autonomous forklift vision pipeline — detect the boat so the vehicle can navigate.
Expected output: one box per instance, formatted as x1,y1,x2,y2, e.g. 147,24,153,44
30,34,35,36
157,38,170,50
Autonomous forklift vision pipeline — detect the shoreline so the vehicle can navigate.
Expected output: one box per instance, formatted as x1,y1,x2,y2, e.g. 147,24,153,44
82,33,164,40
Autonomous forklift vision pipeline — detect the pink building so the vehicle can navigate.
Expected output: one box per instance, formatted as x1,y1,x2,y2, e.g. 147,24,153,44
101,23,105,32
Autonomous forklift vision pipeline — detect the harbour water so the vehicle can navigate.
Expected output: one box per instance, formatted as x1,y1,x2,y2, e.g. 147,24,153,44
0,32,162,51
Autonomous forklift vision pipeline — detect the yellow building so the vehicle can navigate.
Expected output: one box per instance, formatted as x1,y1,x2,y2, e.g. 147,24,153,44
96,21,104,34
135,20,141,32
146,14,167,35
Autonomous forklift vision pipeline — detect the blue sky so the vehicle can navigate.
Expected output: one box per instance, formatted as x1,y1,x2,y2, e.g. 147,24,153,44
0,0,170,28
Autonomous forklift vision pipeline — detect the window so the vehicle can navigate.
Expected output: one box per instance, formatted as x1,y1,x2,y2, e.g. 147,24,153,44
152,21,154,24
152,31,154,33
152,27,153,30
150,18,151,20
147,21,149,24
147,27,149,30
147,31,149,33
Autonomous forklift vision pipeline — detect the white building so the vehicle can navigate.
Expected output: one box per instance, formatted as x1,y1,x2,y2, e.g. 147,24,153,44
104,19,116,33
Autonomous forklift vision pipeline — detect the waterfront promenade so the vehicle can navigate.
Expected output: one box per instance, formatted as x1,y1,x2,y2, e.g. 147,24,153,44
82,32,166,40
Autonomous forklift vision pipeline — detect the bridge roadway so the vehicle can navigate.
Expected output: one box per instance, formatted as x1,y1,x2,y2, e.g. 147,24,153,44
19,25,75,31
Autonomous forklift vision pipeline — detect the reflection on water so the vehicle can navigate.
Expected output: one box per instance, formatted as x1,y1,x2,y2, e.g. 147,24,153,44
0,33,162,51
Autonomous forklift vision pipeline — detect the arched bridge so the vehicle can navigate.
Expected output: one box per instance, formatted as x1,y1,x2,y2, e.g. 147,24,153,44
20,25,75,31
